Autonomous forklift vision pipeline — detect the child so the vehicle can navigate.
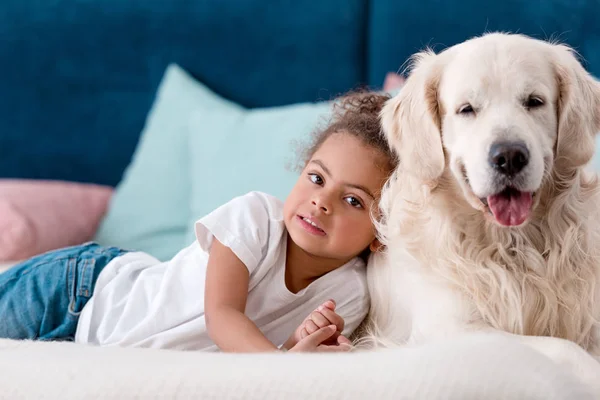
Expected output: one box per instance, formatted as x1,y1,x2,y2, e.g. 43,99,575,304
0,91,397,352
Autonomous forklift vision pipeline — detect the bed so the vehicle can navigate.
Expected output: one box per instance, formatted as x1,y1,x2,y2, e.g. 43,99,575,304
0,333,596,399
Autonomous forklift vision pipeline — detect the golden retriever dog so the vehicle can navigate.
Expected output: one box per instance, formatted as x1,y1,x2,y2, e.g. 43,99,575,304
364,33,600,390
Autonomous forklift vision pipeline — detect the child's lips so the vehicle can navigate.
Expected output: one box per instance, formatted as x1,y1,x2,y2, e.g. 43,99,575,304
297,215,326,236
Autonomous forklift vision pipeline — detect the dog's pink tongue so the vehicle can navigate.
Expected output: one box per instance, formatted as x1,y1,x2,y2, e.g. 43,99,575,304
487,190,533,226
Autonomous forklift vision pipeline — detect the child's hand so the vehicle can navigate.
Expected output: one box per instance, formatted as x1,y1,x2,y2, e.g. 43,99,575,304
300,299,345,345
283,299,349,350
288,325,352,353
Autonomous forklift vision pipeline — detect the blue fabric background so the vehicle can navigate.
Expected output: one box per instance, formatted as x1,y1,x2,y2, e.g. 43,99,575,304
368,0,600,85
0,0,366,186
1,0,598,186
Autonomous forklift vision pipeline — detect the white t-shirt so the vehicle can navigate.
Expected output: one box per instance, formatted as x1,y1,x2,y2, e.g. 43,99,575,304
75,192,369,351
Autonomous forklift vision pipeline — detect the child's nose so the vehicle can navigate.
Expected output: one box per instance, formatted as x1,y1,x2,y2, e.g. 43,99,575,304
311,196,331,213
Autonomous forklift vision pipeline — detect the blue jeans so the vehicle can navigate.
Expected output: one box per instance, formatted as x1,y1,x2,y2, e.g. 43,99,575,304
0,243,126,340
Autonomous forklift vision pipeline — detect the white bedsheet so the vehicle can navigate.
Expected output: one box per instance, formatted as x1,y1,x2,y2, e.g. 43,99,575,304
0,333,596,399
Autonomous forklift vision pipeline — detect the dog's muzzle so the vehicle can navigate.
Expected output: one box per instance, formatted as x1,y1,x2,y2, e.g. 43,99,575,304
488,140,529,177
482,140,534,227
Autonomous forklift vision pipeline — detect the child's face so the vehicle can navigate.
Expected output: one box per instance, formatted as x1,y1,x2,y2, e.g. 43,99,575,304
283,132,389,263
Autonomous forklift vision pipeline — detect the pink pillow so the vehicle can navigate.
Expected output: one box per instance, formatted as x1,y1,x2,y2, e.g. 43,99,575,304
0,180,113,261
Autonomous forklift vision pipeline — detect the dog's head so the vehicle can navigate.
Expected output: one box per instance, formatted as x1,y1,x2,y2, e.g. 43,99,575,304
382,33,600,227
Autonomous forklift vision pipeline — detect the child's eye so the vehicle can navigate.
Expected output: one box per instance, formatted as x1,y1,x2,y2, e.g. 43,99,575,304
345,196,363,208
308,173,324,185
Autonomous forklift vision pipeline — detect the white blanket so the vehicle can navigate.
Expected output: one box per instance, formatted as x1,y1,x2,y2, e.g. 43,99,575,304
0,333,596,399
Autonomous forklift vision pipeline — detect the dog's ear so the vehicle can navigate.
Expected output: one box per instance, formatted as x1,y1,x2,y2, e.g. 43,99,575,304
552,44,600,171
380,50,445,183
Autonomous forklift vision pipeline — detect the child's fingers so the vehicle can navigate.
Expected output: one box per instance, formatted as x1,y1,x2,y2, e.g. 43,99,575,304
317,343,352,353
316,307,345,333
301,325,337,348
305,319,320,335
300,327,309,339
310,310,332,329
337,335,352,345
322,299,336,311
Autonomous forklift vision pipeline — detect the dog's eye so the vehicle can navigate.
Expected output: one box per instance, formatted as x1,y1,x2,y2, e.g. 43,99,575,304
524,96,544,109
457,104,474,115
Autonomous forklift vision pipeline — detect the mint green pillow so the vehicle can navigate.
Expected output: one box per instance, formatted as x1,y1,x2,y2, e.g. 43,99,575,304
94,65,241,260
184,101,331,243
95,63,331,260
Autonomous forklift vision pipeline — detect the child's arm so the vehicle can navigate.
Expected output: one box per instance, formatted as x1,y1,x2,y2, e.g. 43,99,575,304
205,238,350,353
204,238,278,352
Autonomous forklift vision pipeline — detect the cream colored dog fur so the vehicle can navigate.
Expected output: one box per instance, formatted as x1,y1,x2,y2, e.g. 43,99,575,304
364,33,600,390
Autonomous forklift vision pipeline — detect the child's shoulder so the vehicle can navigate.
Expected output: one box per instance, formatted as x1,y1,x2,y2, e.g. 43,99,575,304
240,191,283,206
343,257,368,283
199,191,285,234
233,191,285,218
341,257,368,294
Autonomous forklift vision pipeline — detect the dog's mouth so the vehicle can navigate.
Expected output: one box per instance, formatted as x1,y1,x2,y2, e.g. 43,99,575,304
480,187,534,227
459,164,535,227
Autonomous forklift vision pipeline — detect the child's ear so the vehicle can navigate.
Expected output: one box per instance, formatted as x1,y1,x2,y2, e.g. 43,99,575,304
369,238,384,253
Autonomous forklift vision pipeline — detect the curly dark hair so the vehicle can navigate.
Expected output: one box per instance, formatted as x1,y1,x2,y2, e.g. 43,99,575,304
296,90,398,177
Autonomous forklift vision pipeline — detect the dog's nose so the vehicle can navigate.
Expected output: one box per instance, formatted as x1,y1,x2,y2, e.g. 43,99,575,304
488,141,529,176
